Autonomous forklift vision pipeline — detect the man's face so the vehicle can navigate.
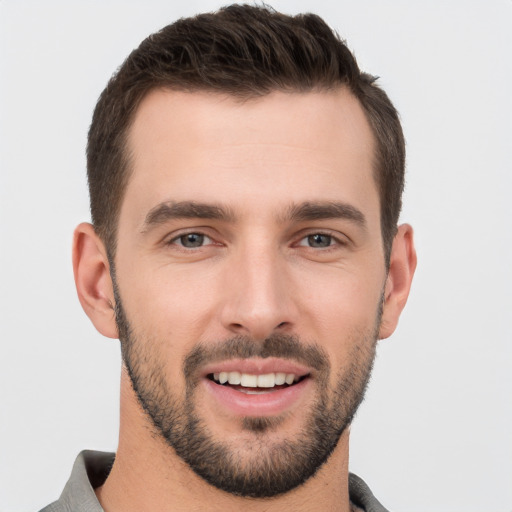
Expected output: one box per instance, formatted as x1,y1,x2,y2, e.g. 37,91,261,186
113,89,387,496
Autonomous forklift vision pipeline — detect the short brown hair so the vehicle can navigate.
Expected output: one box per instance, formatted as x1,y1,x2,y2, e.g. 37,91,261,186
87,4,405,262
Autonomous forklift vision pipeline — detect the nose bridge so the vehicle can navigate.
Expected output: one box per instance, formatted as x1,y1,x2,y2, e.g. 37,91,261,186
221,237,294,338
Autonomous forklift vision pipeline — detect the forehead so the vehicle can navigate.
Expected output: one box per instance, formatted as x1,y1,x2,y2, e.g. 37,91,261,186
122,88,378,226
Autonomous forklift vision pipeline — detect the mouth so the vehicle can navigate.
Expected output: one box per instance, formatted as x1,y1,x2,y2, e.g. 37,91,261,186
201,359,313,416
208,371,308,394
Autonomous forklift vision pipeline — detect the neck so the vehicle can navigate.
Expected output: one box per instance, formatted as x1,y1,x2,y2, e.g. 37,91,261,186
96,370,353,512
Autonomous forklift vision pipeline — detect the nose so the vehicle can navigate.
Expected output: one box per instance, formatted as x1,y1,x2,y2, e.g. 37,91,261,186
219,243,297,340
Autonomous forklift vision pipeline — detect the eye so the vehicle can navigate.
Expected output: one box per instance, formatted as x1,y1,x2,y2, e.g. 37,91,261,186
171,233,212,248
299,233,335,248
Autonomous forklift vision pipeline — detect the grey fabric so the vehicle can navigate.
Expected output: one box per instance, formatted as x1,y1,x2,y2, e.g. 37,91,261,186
349,473,390,512
39,450,390,512
39,451,114,512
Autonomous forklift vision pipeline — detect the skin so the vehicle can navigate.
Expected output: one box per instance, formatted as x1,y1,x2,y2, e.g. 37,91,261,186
73,88,416,512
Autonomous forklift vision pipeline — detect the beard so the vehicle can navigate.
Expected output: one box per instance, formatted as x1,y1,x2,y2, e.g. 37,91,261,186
112,279,380,498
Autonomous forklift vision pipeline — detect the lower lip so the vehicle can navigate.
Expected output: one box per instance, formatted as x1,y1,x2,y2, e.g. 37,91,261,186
203,377,310,417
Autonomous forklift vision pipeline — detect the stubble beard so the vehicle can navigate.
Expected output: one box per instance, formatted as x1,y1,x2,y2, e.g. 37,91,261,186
113,280,380,498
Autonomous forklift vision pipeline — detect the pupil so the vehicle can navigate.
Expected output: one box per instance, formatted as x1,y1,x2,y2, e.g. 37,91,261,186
308,234,331,248
181,233,204,247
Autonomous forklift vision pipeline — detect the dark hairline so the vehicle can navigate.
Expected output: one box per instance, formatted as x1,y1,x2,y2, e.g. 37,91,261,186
87,6,405,268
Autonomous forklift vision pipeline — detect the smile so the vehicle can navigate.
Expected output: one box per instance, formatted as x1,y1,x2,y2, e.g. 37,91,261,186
202,361,312,416
210,371,304,390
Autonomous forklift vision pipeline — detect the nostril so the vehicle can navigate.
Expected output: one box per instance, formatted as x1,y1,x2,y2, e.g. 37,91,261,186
226,320,291,338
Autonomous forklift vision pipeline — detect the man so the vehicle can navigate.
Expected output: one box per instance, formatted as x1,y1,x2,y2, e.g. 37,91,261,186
41,4,416,511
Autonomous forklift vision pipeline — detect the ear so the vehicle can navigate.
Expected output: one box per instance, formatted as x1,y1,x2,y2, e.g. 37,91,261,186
379,224,417,340
72,222,118,339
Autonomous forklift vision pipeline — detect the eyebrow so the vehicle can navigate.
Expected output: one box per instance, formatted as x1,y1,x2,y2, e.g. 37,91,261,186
284,201,367,228
142,201,235,232
141,199,366,233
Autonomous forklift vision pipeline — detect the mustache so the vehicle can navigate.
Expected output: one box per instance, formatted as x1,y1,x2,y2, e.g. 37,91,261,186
183,333,330,380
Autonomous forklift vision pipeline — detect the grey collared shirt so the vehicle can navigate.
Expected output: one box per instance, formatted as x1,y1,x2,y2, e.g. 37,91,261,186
39,450,390,512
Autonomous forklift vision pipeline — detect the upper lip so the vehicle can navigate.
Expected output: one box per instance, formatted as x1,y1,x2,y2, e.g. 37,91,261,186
200,357,312,378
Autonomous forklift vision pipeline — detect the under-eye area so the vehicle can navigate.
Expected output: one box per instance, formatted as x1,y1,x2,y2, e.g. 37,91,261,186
208,372,310,393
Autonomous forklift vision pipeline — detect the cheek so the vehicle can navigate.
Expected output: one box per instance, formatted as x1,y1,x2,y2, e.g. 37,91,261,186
294,266,383,358
118,263,222,348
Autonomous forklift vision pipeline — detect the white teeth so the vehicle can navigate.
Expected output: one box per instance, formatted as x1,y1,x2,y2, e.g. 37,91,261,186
227,371,241,385
285,373,295,385
240,373,258,387
212,371,304,388
257,373,275,388
275,372,286,385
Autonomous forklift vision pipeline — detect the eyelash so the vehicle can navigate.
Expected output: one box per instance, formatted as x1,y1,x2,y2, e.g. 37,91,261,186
167,230,347,251
168,232,215,249
296,232,345,249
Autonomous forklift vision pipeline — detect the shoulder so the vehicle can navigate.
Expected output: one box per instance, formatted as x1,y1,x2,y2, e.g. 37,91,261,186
36,450,115,512
349,473,391,512
38,504,60,512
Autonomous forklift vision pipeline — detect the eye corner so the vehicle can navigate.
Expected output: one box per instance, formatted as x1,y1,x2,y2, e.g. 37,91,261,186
294,231,349,250
162,230,212,249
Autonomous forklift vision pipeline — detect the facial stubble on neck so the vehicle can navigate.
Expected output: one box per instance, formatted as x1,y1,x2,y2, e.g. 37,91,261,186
111,273,381,498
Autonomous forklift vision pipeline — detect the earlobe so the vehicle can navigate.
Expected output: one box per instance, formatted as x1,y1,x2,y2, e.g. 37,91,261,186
378,224,417,340
72,222,118,339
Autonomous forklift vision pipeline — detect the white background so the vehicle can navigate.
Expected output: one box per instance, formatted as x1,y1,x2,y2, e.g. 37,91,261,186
1,1,511,510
